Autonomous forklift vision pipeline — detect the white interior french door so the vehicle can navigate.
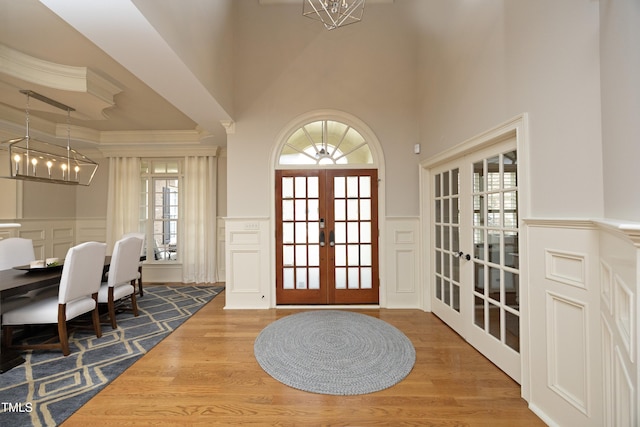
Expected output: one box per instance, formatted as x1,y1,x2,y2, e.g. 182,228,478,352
431,137,521,382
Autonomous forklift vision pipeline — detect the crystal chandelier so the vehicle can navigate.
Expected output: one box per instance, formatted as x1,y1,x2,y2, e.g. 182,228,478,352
1,90,98,186
303,0,366,30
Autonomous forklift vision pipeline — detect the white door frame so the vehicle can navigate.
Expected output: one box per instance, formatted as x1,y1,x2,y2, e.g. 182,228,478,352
419,113,531,400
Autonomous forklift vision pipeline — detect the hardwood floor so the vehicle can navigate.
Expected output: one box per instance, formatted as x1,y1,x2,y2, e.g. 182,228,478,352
62,286,545,426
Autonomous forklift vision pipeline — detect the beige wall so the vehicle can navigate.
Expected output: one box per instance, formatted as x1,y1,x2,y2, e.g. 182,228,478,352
227,0,607,220
414,0,603,218
227,0,421,218
75,153,109,219
22,180,76,218
133,0,235,118
600,0,640,221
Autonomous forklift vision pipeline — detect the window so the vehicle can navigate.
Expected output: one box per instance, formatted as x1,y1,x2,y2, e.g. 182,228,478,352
140,159,182,262
278,120,373,166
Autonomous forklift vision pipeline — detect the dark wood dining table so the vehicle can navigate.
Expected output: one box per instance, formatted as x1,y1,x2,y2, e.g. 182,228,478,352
0,256,112,373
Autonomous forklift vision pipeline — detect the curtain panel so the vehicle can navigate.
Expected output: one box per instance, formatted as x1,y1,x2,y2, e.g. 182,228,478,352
106,157,141,252
182,156,217,283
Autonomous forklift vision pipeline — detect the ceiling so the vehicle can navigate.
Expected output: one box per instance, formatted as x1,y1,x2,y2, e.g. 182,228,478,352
0,0,397,149
0,0,232,147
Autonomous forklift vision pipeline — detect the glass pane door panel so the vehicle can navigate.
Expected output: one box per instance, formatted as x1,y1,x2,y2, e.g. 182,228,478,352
284,268,294,289
471,150,520,353
433,168,461,313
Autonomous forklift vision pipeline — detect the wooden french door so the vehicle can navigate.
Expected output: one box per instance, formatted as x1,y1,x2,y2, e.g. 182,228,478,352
431,138,521,382
276,169,379,305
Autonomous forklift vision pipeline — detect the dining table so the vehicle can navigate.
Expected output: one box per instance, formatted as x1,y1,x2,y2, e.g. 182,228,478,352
0,256,112,373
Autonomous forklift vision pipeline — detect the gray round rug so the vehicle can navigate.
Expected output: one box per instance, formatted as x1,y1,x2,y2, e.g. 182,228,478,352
254,310,416,395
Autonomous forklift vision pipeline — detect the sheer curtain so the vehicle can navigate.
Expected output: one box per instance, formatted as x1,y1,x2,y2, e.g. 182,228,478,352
106,157,141,252
182,156,217,283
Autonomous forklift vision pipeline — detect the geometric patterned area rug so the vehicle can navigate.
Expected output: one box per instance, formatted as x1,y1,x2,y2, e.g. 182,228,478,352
254,310,415,395
0,285,223,427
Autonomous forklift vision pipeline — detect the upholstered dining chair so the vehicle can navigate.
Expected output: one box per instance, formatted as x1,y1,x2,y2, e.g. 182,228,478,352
121,232,145,296
0,237,37,313
0,237,36,270
2,241,107,356
98,236,142,329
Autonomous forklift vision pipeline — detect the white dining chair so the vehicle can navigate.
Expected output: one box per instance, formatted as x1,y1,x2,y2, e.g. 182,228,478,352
122,232,145,296
0,237,37,313
98,236,142,329
2,241,107,356
0,237,36,270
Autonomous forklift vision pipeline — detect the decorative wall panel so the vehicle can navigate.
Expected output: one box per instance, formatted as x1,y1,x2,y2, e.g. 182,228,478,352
614,347,635,427
614,275,634,361
229,250,261,293
601,260,613,315
385,217,420,308
224,218,270,308
546,291,589,415
601,316,614,427
545,249,587,289
395,250,415,293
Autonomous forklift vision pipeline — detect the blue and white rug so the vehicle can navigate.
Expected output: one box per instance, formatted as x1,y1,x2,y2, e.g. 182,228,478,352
0,285,223,427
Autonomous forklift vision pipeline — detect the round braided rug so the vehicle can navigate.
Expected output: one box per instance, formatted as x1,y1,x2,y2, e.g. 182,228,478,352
254,310,416,395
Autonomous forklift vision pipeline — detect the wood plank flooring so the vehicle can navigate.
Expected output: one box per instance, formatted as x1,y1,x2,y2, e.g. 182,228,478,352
62,286,545,426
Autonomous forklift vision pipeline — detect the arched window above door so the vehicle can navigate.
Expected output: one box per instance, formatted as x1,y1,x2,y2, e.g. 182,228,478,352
278,119,373,166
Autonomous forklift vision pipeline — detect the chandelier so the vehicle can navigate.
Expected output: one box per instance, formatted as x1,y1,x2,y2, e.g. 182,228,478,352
1,90,98,186
303,0,366,30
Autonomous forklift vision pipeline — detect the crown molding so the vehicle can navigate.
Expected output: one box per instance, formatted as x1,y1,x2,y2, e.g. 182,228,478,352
98,142,220,158
220,120,235,134
0,44,122,120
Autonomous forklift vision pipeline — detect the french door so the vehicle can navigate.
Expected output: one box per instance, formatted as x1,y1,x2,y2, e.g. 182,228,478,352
276,169,379,305
431,138,521,382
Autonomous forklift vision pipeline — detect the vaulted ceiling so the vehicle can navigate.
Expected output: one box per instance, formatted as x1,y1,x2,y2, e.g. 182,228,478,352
0,0,398,148
0,0,234,147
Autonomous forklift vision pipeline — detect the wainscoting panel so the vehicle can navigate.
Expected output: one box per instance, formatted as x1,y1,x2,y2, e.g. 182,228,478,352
217,217,226,283
597,222,638,427
525,220,602,427
224,217,270,309
229,250,261,293
614,346,635,427
602,316,614,427
75,218,107,244
545,249,588,289
546,291,589,415
613,275,634,361
385,217,421,308
526,219,639,427
17,219,75,260
601,260,613,315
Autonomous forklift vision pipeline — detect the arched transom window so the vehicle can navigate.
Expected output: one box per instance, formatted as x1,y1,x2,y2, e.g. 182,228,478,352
278,119,373,166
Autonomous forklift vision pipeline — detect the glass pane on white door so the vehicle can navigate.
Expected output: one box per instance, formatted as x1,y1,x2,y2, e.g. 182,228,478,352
434,167,461,312
472,150,520,353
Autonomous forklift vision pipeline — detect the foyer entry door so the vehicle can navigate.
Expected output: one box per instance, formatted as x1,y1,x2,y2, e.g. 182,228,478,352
276,169,379,305
431,137,521,382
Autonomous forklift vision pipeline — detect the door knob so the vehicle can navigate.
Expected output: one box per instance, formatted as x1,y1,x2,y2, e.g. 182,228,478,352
329,230,335,247
320,230,325,247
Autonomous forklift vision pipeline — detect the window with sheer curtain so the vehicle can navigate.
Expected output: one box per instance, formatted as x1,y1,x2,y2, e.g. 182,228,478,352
106,156,217,284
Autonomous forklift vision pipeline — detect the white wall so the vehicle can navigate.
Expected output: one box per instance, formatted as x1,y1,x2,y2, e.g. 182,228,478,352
600,0,640,221
225,1,423,308
228,0,420,218
414,0,603,218
411,1,638,425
